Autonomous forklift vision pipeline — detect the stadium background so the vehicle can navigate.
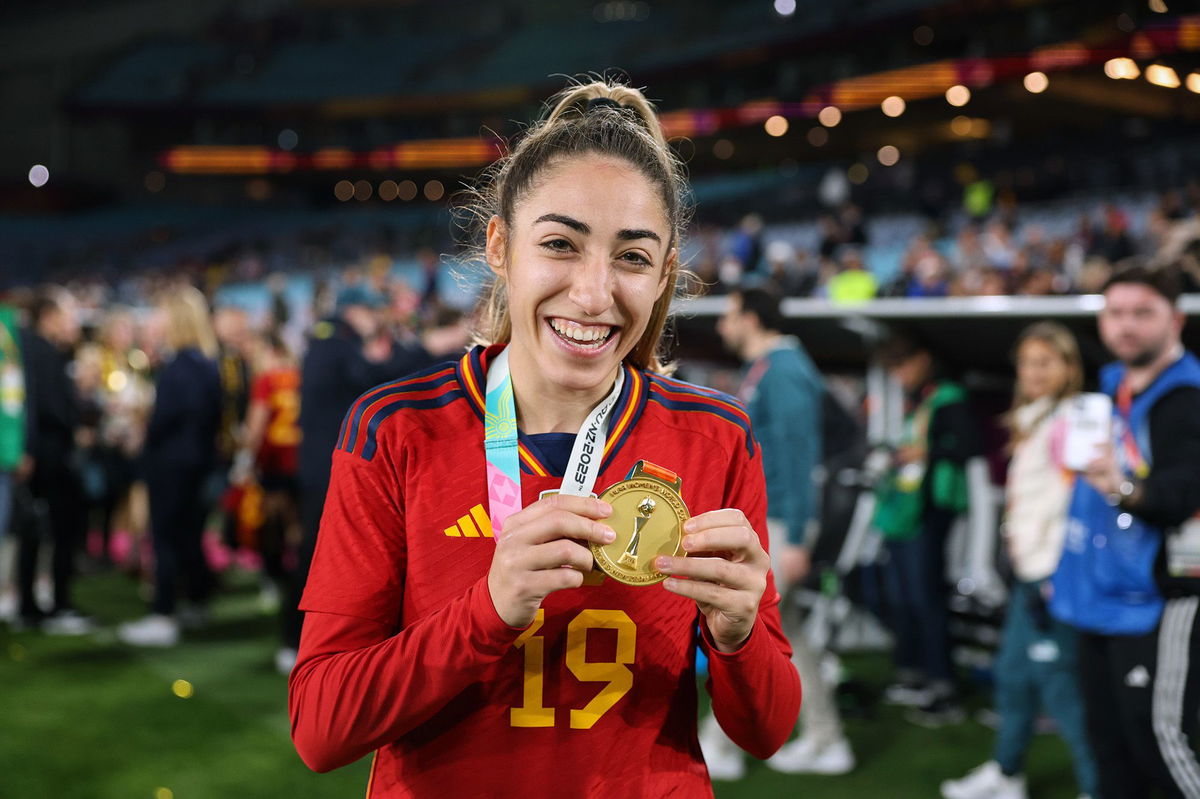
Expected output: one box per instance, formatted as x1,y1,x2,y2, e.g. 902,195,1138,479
3,0,1200,796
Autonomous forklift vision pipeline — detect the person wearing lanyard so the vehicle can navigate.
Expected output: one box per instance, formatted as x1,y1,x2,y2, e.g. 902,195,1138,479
1051,264,1200,799
699,286,853,777
288,80,800,798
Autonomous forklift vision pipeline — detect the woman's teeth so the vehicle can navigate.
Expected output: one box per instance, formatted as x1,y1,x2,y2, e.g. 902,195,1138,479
550,319,614,347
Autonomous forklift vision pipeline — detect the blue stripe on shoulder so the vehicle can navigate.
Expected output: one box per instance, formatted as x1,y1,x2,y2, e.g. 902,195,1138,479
339,361,458,454
646,375,755,457
358,389,465,461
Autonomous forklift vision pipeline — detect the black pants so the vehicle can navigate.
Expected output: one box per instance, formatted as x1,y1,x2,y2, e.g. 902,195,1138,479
1078,597,1200,799
147,468,214,616
282,474,328,650
17,464,84,618
883,506,956,684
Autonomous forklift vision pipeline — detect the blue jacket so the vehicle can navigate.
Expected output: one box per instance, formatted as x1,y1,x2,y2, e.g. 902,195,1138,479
143,347,222,474
1051,352,1200,634
743,338,824,545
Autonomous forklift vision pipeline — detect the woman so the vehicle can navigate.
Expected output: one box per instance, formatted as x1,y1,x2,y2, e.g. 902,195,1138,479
289,80,800,798
117,286,222,648
941,322,1096,799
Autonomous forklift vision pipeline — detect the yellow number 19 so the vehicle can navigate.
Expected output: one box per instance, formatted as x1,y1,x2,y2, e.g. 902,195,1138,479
510,609,637,730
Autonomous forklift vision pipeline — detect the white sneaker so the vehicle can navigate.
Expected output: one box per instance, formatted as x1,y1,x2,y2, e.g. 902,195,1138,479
941,761,1028,799
275,647,298,676
42,610,96,637
698,716,745,781
767,736,855,775
117,614,180,647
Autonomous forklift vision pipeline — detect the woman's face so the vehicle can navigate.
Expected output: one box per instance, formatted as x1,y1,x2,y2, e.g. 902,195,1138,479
1016,337,1069,401
487,154,673,395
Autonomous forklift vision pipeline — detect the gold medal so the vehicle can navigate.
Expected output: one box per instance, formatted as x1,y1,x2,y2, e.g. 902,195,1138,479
590,461,690,586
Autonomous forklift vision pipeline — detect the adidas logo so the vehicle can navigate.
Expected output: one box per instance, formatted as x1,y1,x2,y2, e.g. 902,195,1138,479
444,504,493,538
1125,665,1151,688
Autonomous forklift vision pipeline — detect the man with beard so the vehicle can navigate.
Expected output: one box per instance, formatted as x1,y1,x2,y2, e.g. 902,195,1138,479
1052,264,1200,798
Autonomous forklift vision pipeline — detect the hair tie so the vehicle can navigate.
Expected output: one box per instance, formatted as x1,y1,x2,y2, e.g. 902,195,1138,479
586,96,624,113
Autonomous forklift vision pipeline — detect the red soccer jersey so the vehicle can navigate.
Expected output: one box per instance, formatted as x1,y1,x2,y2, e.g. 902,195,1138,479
290,345,800,799
250,367,301,477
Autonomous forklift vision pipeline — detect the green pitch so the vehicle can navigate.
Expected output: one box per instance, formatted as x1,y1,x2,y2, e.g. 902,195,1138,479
0,570,1076,798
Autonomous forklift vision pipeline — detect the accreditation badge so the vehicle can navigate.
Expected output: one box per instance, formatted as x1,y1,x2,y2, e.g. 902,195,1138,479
590,460,690,586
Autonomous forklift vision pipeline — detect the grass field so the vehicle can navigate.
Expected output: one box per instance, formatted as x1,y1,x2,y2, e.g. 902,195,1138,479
1,568,1080,799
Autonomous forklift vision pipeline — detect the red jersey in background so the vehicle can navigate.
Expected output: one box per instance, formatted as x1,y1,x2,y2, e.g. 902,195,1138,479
251,367,300,477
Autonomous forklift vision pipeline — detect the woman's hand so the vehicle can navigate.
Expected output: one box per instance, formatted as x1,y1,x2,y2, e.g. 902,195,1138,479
655,509,769,653
487,494,616,628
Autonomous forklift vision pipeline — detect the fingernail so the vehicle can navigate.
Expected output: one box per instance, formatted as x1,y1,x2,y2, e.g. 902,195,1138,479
598,501,613,515
683,520,697,532
601,526,616,543
681,535,695,551
655,556,671,571
663,577,678,590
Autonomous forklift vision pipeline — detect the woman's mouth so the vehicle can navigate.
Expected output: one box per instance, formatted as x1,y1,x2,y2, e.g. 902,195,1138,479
547,317,618,352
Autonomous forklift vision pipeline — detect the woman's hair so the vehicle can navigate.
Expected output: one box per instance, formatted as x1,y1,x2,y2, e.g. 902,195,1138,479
1003,321,1083,445
461,78,692,373
161,285,218,360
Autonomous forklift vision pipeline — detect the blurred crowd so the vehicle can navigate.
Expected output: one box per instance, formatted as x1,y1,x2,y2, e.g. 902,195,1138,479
690,186,1200,302
0,269,470,666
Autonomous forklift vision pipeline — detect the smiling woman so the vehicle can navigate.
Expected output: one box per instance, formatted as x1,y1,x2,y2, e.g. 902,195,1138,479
288,79,801,799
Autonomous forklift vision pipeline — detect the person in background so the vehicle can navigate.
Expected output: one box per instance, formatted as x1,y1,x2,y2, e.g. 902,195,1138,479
231,332,302,625
703,286,854,777
874,334,981,726
942,322,1097,799
118,286,222,647
212,305,253,550
16,288,91,634
0,300,26,617
279,284,431,674
1051,265,1200,798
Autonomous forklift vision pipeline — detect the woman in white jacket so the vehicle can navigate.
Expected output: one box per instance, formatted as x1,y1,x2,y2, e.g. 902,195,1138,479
942,322,1097,799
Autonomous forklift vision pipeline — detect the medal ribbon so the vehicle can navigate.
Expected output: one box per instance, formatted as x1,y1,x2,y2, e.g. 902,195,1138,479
484,347,625,538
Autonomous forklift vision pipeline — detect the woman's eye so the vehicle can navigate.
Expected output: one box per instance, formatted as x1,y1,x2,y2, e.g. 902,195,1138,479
620,251,652,267
540,238,573,253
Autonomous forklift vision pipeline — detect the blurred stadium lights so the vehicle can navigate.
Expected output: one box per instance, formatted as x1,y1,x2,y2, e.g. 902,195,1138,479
773,0,796,16
881,95,906,117
764,115,789,137
378,180,399,202
144,171,166,193
1188,72,1200,93
806,127,829,146
1023,71,1049,93
847,163,869,185
913,25,934,46
817,106,842,127
146,15,1200,177
352,180,372,201
423,180,445,202
1146,63,1181,88
592,1,649,22
28,165,49,187
333,180,354,202
1104,57,1141,79
877,145,900,166
945,85,970,106
397,180,418,201
277,129,299,151
1149,0,1169,12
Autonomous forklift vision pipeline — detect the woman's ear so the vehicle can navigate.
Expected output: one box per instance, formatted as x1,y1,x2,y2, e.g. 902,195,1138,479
485,215,507,278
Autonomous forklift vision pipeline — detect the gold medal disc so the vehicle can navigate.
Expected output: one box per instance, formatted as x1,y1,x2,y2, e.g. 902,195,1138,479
590,462,690,586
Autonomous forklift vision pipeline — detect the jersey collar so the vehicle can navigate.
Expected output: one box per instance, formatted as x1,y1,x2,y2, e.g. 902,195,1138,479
457,344,648,477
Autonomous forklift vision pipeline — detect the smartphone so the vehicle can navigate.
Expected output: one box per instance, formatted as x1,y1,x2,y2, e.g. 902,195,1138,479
1061,393,1113,471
